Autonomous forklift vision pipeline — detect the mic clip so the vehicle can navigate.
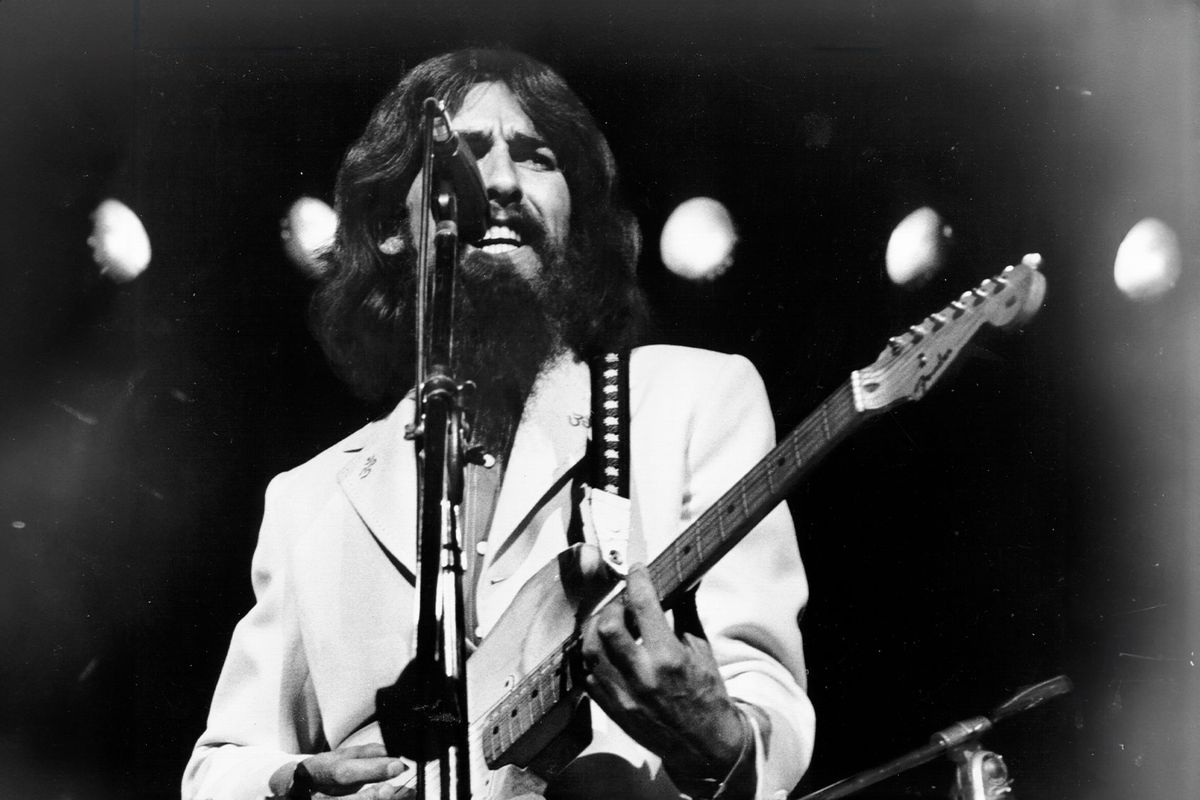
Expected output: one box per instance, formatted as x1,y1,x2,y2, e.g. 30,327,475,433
424,98,488,244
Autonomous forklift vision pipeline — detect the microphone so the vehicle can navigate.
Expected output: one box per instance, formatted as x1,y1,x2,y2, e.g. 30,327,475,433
425,98,489,244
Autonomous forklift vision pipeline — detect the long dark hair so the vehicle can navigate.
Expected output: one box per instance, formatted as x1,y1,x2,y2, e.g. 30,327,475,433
311,49,647,406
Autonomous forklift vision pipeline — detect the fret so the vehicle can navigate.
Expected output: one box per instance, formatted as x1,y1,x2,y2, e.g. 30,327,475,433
668,549,685,586
738,473,757,510
763,455,778,495
818,395,832,444
801,423,824,460
744,474,771,509
531,674,547,717
692,524,708,559
789,421,808,464
691,537,704,571
649,559,667,591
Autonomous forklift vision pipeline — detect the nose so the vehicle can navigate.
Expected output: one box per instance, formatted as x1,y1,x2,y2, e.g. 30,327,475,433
479,146,522,207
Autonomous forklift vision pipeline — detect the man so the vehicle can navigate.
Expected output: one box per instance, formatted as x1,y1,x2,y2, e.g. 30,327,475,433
184,49,814,800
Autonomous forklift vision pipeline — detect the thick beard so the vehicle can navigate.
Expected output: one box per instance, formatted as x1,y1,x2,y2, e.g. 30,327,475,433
451,248,563,457
447,225,618,458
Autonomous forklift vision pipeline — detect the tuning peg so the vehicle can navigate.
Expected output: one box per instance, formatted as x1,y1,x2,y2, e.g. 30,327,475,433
888,336,906,355
1021,253,1043,270
908,325,925,342
928,312,947,331
970,288,988,305
949,300,968,318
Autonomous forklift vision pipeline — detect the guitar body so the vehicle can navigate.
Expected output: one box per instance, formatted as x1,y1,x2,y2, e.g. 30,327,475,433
344,544,613,798
469,543,615,775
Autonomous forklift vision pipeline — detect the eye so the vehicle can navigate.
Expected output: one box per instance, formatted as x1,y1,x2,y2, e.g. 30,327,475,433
510,137,559,171
527,150,559,171
466,138,490,160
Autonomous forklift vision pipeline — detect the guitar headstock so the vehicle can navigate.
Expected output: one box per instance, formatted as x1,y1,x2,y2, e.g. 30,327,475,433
851,253,1047,413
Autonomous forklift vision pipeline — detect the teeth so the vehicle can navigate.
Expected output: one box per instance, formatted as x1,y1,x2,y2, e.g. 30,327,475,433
481,242,518,254
481,225,521,244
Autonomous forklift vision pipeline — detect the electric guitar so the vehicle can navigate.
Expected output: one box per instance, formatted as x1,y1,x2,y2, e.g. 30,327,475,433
359,254,1048,799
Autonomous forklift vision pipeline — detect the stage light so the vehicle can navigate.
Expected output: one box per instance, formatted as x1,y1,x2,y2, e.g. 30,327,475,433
281,196,337,278
659,197,737,281
88,199,151,283
885,206,952,287
1114,217,1181,301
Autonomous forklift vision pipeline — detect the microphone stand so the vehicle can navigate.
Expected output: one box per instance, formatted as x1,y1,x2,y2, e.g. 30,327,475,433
376,98,479,800
794,675,1072,800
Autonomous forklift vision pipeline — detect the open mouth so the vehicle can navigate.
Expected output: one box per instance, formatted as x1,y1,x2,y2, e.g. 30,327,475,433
476,224,524,255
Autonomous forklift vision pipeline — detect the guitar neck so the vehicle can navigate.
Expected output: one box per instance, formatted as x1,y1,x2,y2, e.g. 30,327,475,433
651,380,861,610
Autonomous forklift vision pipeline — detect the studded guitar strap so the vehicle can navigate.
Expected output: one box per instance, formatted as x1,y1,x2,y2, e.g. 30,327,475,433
577,351,704,638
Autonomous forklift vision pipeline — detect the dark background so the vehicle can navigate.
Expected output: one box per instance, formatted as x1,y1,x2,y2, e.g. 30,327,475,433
1,1,1197,798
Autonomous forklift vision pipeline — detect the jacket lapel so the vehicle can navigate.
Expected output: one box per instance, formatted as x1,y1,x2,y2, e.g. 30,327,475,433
337,398,419,579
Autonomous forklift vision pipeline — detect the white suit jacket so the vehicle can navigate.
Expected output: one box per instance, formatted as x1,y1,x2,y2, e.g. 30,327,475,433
183,345,815,800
